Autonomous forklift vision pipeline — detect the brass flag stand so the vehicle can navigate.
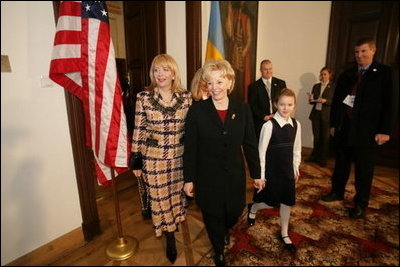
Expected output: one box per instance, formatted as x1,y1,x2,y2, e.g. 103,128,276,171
105,168,138,261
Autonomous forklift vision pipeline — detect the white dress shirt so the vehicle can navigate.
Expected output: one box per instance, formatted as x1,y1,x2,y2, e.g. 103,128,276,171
262,77,273,114
315,81,328,111
258,112,302,180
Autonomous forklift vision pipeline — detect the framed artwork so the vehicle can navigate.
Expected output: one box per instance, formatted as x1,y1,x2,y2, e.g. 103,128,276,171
220,1,258,102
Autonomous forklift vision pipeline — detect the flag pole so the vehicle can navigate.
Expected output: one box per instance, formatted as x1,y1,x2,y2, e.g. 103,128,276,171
105,167,138,261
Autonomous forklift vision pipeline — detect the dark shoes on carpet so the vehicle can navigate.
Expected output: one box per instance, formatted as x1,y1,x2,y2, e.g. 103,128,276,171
317,160,327,167
349,205,365,219
247,203,256,226
224,232,230,246
305,156,317,163
279,235,296,252
213,253,225,266
321,192,344,202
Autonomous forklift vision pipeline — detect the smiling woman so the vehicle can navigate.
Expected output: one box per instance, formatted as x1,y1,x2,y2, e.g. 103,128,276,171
129,54,192,263
183,59,262,266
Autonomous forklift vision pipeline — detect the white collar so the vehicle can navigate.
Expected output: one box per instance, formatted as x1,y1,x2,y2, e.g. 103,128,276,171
261,77,272,85
273,112,294,128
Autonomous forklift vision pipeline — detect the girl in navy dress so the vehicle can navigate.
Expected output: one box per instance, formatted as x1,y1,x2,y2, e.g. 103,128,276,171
247,88,301,252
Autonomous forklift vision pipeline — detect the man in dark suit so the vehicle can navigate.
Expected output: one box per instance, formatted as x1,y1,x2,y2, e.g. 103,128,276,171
248,59,286,138
321,37,397,219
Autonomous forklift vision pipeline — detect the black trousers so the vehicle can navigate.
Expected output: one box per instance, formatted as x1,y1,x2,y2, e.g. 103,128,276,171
331,144,377,208
310,111,330,163
201,207,242,255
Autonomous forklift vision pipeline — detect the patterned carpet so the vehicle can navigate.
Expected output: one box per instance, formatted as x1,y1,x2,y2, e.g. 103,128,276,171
198,163,399,266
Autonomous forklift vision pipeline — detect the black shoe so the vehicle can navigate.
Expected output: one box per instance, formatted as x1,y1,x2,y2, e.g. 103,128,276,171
349,205,365,219
247,203,256,226
165,232,177,263
317,161,327,167
280,236,296,252
321,192,344,202
213,253,225,266
305,157,317,163
141,209,151,220
224,232,230,246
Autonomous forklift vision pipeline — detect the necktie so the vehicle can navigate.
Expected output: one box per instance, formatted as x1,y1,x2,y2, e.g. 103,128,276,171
347,69,365,116
266,80,272,114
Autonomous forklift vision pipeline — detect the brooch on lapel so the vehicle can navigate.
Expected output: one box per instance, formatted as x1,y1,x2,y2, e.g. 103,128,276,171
232,114,236,120
372,68,377,72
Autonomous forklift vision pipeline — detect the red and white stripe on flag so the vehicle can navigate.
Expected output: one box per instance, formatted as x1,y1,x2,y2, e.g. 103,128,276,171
49,1,128,186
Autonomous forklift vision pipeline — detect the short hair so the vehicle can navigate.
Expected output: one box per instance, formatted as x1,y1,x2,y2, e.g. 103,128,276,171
260,59,272,68
355,37,376,50
320,66,334,81
147,54,184,93
202,59,236,94
274,88,297,104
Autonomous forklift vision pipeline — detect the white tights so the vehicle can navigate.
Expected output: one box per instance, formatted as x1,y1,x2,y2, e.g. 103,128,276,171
250,202,292,244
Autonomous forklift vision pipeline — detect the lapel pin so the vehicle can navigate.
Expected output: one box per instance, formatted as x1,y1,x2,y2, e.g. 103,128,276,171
232,114,236,120
373,68,377,72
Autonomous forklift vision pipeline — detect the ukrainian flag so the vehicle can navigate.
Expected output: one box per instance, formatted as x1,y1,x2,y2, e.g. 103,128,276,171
205,1,225,60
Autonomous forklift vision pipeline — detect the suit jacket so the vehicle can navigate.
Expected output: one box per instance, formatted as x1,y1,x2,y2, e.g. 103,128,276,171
183,97,260,216
308,82,334,122
248,77,286,137
330,61,396,147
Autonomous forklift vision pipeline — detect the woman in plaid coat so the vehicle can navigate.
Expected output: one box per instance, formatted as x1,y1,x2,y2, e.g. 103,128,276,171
130,54,192,263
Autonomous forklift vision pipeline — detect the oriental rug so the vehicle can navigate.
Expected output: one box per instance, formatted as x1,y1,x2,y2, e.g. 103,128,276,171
198,163,399,266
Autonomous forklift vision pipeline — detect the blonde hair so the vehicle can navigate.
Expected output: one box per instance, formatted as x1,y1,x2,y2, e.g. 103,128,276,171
275,88,297,104
190,68,207,100
202,59,236,94
147,54,185,93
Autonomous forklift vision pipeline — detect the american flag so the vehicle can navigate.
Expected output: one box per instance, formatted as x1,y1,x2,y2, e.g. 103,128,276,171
49,1,128,186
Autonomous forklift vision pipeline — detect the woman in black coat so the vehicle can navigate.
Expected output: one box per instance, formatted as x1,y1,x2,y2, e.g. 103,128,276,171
183,59,262,266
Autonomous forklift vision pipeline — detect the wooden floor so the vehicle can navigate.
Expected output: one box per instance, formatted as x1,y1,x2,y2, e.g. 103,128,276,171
7,150,399,266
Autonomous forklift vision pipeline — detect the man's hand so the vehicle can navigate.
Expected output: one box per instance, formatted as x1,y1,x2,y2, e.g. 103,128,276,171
375,134,390,145
263,114,274,121
183,182,195,197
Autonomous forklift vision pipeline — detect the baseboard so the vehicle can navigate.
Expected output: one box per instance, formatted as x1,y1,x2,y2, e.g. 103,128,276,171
6,227,84,266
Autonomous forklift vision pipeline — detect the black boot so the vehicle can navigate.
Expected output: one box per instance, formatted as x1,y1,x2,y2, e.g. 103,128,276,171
213,252,225,266
165,232,177,263
141,208,151,220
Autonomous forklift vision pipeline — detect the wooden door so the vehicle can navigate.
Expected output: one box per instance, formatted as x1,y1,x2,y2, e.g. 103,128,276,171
123,1,166,99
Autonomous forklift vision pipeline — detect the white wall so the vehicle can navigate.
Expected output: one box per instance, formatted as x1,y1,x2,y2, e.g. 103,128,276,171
202,1,331,148
166,2,187,89
257,1,331,147
1,2,81,265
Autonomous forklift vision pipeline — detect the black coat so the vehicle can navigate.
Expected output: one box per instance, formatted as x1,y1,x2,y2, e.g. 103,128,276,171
330,62,396,146
183,97,260,216
248,77,287,137
308,82,335,122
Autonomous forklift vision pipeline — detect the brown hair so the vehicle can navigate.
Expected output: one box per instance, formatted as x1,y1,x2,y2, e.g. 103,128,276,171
355,37,376,50
274,88,297,104
320,66,334,81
